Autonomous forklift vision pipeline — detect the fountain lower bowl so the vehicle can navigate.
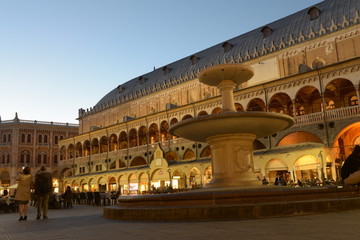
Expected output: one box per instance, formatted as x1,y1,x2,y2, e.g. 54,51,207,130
169,111,294,142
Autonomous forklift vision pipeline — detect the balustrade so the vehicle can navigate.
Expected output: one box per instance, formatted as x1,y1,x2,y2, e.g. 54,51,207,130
294,105,360,126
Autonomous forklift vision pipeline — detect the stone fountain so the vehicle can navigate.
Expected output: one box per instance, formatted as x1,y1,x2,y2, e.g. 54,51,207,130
170,63,294,188
104,64,360,221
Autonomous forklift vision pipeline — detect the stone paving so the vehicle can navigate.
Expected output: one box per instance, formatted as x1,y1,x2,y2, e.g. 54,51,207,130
0,204,359,240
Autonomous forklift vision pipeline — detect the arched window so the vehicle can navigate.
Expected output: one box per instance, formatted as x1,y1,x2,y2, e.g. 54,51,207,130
27,134,31,143
38,135,42,144
327,100,335,110
21,134,26,143
38,155,42,164
44,135,48,143
54,136,59,144
43,155,47,164
350,96,358,106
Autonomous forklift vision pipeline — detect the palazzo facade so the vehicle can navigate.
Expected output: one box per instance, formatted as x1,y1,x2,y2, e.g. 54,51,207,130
0,113,78,193
59,0,360,194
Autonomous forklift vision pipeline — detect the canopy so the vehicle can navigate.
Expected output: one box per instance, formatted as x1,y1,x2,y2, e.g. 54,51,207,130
7,183,18,189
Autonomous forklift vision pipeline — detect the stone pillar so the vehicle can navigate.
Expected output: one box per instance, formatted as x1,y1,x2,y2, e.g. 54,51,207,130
218,80,236,112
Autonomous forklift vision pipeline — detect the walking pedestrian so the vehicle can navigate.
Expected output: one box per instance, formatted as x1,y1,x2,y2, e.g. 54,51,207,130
35,166,53,220
14,167,33,221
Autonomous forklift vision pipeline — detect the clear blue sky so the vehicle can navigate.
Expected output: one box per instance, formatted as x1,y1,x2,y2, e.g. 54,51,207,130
0,0,323,124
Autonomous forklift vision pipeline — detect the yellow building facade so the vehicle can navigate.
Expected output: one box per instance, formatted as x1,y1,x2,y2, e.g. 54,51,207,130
59,0,360,194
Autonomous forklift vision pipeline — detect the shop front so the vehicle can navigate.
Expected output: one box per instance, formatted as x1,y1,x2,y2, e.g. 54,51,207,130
128,174,138,195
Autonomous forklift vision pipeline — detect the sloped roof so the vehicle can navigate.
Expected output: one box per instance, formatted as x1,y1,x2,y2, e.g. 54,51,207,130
81,0,360,117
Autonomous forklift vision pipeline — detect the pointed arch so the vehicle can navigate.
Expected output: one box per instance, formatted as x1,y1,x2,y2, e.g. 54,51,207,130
130,156,147,167
200,145,211,158
183,149,196,160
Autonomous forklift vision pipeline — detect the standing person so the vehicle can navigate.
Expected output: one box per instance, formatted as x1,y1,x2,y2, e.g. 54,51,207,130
62,186,73,208
14,167,33,221
35,166,53,220
341,145,360,185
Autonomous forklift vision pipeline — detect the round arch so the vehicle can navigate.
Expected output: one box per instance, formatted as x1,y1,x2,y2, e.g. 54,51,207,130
294,155,320,182
277,131,323,146
265,158,289,183
247,98,266,111
189,167,202,188
211,107,222,114
294,86,321,115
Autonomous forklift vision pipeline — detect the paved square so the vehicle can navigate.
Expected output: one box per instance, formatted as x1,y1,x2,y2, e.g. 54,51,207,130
0,205,359,240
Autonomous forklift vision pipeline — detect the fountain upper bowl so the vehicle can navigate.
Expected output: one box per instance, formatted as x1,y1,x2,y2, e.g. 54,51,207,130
198,63,254,86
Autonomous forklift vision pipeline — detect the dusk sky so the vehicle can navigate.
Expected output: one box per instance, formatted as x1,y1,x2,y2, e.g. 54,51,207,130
1,0,323,123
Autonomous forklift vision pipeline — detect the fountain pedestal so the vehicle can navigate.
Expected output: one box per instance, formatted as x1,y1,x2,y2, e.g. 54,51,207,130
206,133,259,187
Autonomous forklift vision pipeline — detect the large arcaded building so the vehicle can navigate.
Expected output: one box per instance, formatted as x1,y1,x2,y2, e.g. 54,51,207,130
59,0,360,194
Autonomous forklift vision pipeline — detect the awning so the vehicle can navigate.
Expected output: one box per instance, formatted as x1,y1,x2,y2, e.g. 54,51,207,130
7,183,18,189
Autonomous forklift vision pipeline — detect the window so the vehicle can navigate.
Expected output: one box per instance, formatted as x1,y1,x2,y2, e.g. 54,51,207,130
308,7,320,21
327,100,335,110
38,135,42,144
117,85,124,93
3,135,6,143
53,155,58,164
27,134,31,143
21,134,26,143
138,76,147,84
26,154,30,163
299,106,305,115
190,55,199,65
222,41,232,52
350,96,358,106
38,155,42,164
43,155,47,164
54,136,59,144
8,134,11,142
44,135,48,143
162,66,170,75
261,26,272,38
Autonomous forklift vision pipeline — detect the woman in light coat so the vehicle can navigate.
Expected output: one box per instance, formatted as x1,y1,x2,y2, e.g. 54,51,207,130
14,167,33,221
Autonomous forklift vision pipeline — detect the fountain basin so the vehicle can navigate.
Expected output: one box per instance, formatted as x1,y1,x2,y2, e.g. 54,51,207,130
104,186,360,221
199,63,254,86
169,111,294,142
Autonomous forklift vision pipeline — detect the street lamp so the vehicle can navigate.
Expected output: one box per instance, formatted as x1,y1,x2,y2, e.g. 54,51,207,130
318,151,325,181
167,169,172,188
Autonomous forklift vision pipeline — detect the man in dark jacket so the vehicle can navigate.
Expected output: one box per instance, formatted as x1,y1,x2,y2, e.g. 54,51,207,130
35,166,53,219
341,145,360,185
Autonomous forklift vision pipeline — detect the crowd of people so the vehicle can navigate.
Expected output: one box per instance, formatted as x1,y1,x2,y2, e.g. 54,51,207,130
2,145,360,221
